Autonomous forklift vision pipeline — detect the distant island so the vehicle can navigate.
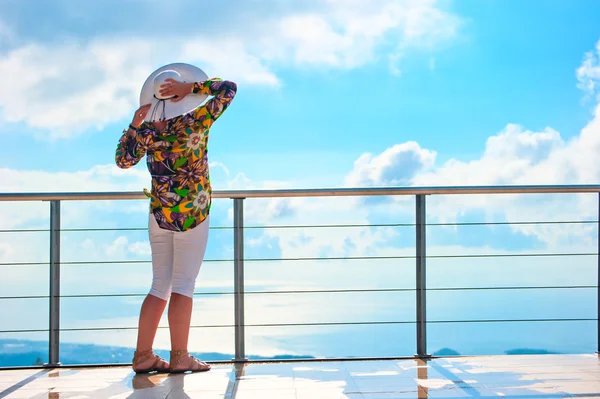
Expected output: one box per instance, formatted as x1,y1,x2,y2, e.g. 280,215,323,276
0,339,313,367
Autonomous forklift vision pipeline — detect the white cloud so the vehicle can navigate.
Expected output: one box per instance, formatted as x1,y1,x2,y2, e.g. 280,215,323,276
0,0,461,138
262,0,461,70
179,38,279,87
577,39,600,100
106,236,128,258
209,161,231,178
415,124,569,187
345,141,437,187
339,116,599,246
128,241,151,257
0,164,148,231
224,172,303,223
341,105,600,247
0,38,276,139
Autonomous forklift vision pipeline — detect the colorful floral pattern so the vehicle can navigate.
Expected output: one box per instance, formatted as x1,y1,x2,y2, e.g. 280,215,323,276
116,78,237,232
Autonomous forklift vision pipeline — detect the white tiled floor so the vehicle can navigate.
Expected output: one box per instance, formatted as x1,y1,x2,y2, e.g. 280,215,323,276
1,355,600,398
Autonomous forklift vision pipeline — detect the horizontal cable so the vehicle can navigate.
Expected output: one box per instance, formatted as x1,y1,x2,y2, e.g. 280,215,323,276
1,252,598,267
1,223,413,233
60,226,233,232
249,220,600,229
428,318,598,324
246,223,413,229
3,220,597,234
3,285,596,301
0,257,409,266
429,220,598,226
427,252,598,259
0,259,229,266
0,295,49,300
2,317,597,334
429,285,598,291
58,223,413,232
243,318,599,327
0,262,50,266
0,229,49,233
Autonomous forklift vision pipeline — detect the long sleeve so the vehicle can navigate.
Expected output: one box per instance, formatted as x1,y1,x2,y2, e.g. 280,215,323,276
191,78,237,129
115,127,148,169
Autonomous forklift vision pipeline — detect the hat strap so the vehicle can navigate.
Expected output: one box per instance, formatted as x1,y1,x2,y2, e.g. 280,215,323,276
149,94,177,122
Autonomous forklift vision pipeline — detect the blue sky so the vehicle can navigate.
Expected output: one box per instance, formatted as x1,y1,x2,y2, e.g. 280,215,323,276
0,0,598,181
1,0,600,360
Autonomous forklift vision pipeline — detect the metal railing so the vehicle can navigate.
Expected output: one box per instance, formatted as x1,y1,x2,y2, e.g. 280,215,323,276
1,184,600,367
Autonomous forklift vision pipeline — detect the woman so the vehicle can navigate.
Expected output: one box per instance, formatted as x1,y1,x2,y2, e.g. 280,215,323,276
115,63,237,373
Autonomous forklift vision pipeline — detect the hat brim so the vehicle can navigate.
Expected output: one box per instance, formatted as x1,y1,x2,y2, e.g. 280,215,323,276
140,63,209,123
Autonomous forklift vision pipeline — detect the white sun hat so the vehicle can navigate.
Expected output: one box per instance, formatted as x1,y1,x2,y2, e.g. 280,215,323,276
140,62,209,123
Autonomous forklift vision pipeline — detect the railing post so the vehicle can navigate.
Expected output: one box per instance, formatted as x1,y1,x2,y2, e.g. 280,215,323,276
233,198,248,362
415,194,430,358
597,193,600,355
46,200,61,367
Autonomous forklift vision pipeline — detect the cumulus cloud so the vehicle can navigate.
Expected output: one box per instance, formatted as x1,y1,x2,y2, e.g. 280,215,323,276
0,38,276,139
338,116,599,246
224,172,302,223
345,142,437,187
258,0,460,69
577,39,600,100
0,0,461,138
128,241,151,257
415,124,570,187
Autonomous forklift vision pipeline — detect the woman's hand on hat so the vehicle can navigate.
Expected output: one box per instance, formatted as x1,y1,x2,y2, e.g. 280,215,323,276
131,104,151,129
160,78,194,103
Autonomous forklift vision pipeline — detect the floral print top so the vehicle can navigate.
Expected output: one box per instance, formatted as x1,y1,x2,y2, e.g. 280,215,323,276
115,78,237,232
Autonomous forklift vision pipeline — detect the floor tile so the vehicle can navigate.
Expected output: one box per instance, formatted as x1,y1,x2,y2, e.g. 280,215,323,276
296,389,363,399
3,388,52,399
357,390,427,399
352,375,419,391
229,389,297,399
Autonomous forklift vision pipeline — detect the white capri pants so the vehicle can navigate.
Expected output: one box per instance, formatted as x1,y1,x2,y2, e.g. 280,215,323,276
148,213,210,300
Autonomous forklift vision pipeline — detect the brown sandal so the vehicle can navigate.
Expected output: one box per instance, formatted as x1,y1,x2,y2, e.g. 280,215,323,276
169,350,211,373
132,350,170,374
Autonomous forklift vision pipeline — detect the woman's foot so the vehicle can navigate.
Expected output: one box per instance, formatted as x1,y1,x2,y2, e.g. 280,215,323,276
132,350,170,374
169,350,211,373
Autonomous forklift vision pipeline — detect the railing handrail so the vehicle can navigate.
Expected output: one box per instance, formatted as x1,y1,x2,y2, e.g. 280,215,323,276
2,184,600,201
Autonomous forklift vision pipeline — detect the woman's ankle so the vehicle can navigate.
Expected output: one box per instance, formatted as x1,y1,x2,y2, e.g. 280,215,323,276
170,350,191,365
134,349,153,356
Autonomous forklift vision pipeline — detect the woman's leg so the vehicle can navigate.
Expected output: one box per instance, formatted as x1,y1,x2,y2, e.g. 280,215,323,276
168,293,193,351
135,295,168,353
168,215,210,371
133,214,174,370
